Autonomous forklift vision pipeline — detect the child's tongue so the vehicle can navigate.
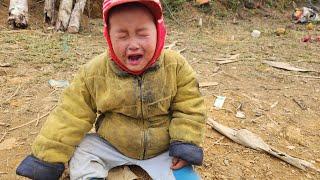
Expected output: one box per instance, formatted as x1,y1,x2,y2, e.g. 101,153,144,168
128,55,142,65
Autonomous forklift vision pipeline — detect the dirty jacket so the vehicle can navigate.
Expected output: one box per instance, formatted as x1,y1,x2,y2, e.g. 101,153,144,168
32,49,206,164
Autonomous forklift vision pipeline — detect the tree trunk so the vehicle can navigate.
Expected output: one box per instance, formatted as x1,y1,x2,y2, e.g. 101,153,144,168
68,0,87,33
44,0,56,25
8,0,28,28
55,0,74,31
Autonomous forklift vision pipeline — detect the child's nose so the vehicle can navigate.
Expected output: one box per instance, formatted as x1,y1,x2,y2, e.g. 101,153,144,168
127,39,139,51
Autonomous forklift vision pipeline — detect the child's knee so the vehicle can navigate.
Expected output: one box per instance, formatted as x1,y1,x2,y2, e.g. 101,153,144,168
173,166,201,180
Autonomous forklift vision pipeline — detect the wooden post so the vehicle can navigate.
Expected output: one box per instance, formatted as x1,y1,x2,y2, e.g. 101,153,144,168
55,0,74,31
44,0,56,25
68,0,87,33
8,0,28,28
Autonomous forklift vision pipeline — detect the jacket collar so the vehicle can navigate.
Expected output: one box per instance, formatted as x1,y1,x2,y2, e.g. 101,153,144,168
108,51,165,77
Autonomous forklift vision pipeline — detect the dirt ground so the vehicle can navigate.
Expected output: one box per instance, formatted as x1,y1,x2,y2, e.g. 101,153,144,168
1,2,320,180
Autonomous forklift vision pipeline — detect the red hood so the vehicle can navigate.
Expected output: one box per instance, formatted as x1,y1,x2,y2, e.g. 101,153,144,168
102,0,166,75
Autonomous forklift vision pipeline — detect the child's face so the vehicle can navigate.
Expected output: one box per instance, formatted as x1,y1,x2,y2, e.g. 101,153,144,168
109,7,157,72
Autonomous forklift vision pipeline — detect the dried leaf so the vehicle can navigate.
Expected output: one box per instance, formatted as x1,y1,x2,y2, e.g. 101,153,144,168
207,118,320,172
215,54,240,65
196,0,209,5
263,60,315,72
199,82,219,87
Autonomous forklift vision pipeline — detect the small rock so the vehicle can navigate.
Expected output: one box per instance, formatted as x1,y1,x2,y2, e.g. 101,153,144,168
236,110,246,119
306,23,314,31
286,145,296,150
251,30,261,38
276,28,286,36
302,35,312,43
223,159,229,166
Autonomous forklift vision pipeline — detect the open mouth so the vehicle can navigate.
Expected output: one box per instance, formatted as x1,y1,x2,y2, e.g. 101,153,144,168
127,55,143,65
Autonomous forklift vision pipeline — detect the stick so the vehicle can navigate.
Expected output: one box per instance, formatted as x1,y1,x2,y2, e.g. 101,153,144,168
8,105,56,132
0,131,8,143
178,48,186,54
35,113,40,127
161,0,183,26
1,84,21,105
278,73,320,80
212,136,225,145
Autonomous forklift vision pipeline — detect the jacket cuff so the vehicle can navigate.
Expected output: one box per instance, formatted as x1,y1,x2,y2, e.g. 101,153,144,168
16,155,65,180
169,141,203,165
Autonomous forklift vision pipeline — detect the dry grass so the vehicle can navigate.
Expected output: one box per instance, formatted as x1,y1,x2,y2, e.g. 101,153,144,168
0,2,320,180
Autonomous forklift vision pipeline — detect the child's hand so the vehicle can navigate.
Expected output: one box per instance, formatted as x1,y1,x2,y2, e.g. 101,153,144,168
171,157,189,170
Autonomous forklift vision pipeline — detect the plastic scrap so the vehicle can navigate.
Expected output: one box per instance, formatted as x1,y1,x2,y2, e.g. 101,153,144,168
48,80,70,88
213,96,226,109
292,7,320,23
251,30,261,38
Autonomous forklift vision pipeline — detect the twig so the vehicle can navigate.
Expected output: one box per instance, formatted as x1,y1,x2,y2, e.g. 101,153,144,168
0,171,7,174
250,115,264,123
178,48,186,54
35,113,40,127
48,88,57,96
0,131,8,143
8,105,57,132
161,0,183,27
0,122,10,127
212,136,225,145
278,73,320,80
1,85,21,105
0,30,48,36
30,0,45,8
164,41,177,50
0,1,8,7
222,71,241,81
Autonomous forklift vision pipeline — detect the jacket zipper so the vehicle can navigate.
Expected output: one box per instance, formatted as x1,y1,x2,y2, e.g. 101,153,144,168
138,76,148,159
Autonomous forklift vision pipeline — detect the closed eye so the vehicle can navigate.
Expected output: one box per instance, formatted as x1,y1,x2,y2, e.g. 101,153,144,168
116,33,128,39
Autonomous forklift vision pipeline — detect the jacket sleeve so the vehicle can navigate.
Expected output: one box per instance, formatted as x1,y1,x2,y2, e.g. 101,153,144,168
169,57,206,165
32,66,97,163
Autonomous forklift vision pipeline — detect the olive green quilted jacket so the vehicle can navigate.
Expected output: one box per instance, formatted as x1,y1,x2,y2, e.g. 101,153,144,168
32,49,206,163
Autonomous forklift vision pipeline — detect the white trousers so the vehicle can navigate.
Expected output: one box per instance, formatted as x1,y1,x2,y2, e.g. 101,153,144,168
69,134,175,180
